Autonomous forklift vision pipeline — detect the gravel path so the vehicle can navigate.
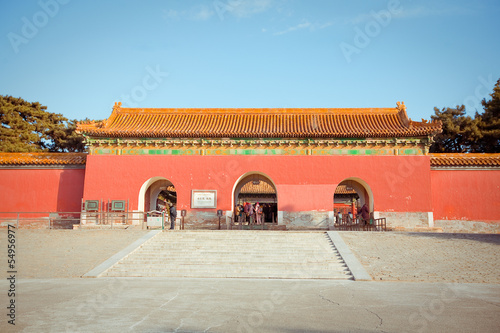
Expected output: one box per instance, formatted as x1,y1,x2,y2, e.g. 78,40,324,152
339,231,500,283
1,229,499,283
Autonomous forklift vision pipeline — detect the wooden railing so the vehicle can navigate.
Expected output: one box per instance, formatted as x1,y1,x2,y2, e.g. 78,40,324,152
334,216,387,231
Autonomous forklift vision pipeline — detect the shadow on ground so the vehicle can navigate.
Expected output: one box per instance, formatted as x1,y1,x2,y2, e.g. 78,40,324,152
405,232,500,245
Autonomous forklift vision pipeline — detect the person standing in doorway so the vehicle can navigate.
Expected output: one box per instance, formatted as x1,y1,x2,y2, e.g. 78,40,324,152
169,203,177,230
255,202,262,225
243,202,250,223
248,203,255,224
361,203,369,226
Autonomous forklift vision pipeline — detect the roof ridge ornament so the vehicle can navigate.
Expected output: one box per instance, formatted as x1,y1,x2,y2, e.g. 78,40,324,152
113,102,122,111
396,101,406,112
396,101,409,127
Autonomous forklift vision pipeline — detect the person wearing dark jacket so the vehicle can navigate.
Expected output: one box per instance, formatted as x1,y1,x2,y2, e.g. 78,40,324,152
169,203,177,229
360,203,370,225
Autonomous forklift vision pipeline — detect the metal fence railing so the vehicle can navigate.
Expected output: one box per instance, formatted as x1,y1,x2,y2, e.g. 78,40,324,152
0,211,386,231
0,211,164,230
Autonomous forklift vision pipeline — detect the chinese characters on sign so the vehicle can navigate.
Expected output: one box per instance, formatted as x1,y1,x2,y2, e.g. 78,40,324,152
191,190,217,209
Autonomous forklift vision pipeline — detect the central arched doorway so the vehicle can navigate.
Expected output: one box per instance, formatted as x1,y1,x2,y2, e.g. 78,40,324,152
233,172,278,224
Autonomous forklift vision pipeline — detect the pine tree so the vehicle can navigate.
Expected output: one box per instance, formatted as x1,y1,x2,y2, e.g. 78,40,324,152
429,105,480,153
0,95,85,152
430,78,500,153
476,79,500,152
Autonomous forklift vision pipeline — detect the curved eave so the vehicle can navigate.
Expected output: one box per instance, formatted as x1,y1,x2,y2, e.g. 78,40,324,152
430,154,500,168
0,153,87,166
76,106,442,139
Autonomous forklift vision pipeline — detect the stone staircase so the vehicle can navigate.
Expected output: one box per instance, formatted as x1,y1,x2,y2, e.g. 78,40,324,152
102,231,353,279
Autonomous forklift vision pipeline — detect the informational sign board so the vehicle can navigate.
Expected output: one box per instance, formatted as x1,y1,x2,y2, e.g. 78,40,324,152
111,200,126,212
85,200,99,212
191,190,217,208
147,216,162,227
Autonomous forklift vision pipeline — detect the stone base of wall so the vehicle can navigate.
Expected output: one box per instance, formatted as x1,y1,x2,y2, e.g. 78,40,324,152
376,212,432,231
434,220,500,234
183,211,334,230
184,211,220,230
282,211,330,230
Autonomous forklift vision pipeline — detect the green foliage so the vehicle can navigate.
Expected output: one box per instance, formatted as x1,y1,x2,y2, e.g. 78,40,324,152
430,79,500,153
0,95,86,152
476,79,500,152
430,105,481,153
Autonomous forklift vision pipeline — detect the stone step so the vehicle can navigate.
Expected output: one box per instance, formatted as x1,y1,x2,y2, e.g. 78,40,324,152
105,271,351,279
152,238,328,242
142,241,335,246
119,257,344,263
123,256,343,263
154,235,329,240
104,271,353,279
147,240,331,245
113,262,348,269
136,240,332,246
106,268,352,279
147,238,333,242
139,248,334,253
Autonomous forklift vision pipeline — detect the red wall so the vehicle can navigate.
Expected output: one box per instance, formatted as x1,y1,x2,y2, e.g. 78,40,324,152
83,155,433,213
431,170,500,222
0,168,85,213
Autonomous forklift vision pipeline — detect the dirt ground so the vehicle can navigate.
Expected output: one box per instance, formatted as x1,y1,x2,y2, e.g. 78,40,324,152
340,231,500,283
1,229,148,278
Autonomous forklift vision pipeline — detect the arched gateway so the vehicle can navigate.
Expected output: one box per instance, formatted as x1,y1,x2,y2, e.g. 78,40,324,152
233,172,278,223
334,178,373,218
138,177,177,212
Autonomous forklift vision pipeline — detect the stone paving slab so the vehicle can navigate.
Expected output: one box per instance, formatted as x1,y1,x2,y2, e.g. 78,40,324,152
339,231,500,283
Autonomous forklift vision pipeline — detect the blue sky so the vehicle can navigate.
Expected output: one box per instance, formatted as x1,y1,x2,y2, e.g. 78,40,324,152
1,0,499,122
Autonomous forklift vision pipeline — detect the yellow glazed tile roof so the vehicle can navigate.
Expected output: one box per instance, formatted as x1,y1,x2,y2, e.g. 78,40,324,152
430,154,500,167
0,153,87,165
334,185,358,195
240,181,276,194
77,102,442,138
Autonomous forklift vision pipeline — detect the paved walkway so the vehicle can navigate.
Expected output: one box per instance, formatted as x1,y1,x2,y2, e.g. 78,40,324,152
1,229,499,332
1,278,499,332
